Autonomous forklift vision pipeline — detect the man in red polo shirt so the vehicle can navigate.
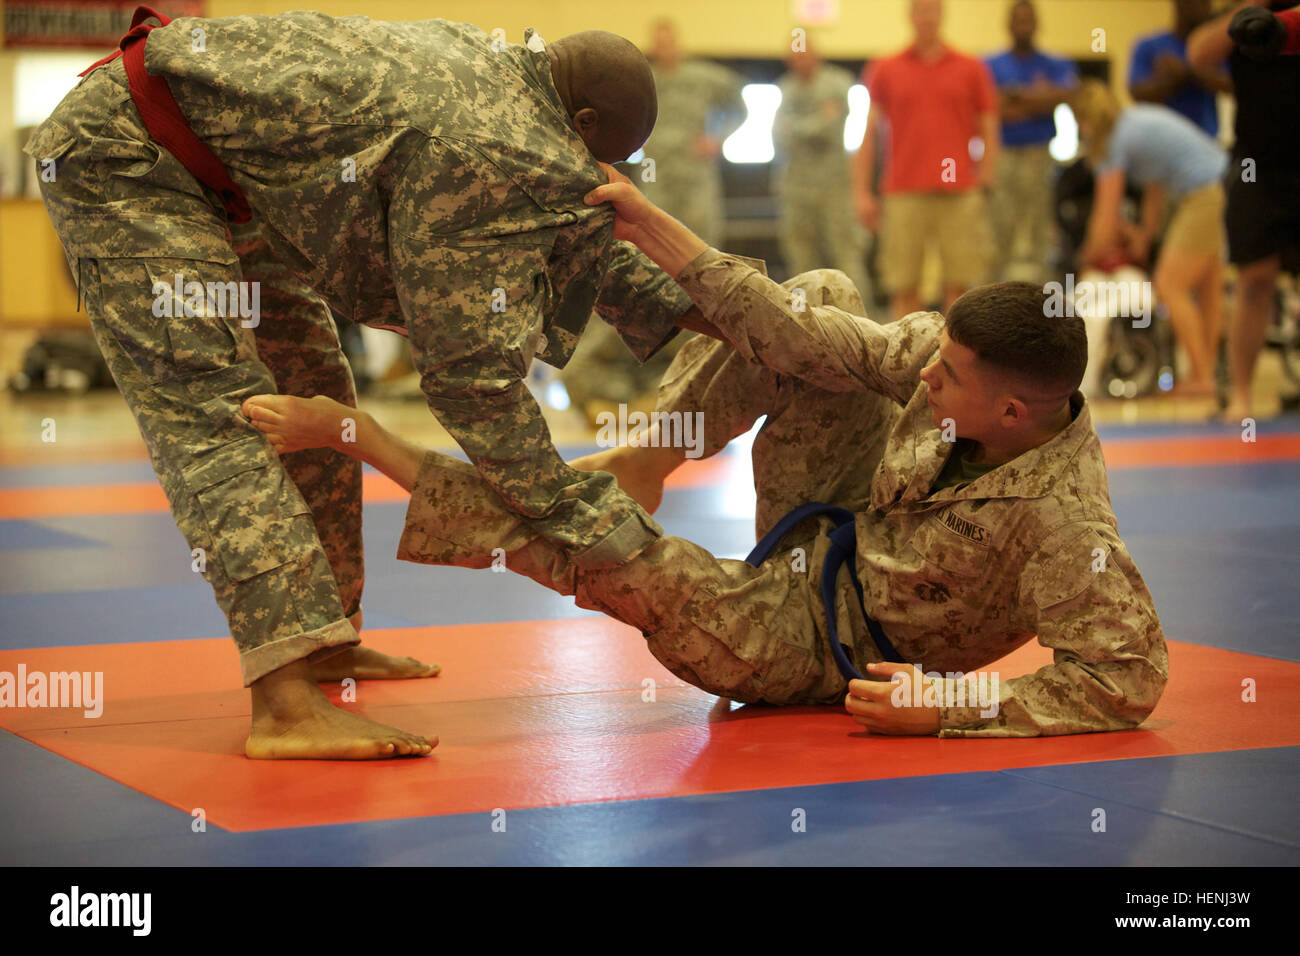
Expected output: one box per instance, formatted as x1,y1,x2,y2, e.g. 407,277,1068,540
854,0,1000,318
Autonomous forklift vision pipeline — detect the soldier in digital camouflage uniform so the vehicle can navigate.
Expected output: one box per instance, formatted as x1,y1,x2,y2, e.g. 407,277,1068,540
265,209,1169,736
638,20,746,248
773,45,871,300
24,12,696,758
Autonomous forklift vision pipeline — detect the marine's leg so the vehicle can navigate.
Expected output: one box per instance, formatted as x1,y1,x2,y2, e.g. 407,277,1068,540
395,449,850,706
248,400,854,705
650,267,897,535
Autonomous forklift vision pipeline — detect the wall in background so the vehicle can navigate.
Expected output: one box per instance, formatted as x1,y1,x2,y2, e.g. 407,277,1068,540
0,0,1200,324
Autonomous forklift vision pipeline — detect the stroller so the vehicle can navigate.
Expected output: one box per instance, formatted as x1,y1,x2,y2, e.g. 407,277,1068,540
1054,158,1174,400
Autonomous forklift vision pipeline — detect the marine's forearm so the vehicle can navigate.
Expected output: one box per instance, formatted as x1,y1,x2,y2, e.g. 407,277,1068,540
626,206,711,279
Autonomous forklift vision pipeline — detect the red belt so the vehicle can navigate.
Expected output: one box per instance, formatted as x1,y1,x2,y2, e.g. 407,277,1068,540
1284,8,1300,54
81,6,251,223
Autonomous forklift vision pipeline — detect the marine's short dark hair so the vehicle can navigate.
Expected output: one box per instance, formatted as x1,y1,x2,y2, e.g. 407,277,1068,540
944,281,1087,399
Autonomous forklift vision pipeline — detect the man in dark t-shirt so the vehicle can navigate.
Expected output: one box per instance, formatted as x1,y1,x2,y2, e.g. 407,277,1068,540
1190,1,1300,422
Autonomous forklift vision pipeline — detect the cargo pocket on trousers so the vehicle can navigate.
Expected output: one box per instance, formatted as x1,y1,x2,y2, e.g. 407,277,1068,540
186,438,315,583
22,119,75,177
91,105,212,207
138,259,248,383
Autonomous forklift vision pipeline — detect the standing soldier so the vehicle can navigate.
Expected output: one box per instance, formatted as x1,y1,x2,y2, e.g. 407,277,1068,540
774,37,871,301
985,0,1077,283
639,19,747,248
24,10,700,760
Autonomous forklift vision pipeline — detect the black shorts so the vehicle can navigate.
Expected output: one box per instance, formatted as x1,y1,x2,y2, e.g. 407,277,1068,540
1225,163,1300,270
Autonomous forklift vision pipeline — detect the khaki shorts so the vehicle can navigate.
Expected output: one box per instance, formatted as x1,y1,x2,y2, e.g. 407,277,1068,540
881,190,991,293
1163,181,1226,257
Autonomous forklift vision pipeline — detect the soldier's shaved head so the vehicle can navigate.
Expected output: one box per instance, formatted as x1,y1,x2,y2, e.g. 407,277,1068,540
548,30,658,162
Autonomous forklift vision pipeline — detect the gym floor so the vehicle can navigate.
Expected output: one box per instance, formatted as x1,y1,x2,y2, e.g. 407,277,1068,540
1,376,1297,866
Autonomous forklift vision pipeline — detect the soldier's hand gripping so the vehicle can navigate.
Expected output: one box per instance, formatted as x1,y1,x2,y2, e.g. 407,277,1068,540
844,663,943,736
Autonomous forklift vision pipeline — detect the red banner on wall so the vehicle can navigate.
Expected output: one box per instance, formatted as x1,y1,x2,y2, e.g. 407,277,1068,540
3,0,206,49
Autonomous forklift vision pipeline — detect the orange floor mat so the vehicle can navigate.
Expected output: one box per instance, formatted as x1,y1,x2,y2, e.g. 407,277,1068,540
1,621,1295,832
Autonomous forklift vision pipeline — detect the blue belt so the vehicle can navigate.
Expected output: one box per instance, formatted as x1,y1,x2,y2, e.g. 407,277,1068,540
744,502,905,682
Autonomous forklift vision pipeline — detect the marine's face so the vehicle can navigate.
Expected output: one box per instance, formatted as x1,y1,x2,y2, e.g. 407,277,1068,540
919,330,998,438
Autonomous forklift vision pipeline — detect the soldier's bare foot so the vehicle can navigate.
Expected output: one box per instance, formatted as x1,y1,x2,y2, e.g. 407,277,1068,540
310,645,440,681
242,393,363,455
246,660,436,760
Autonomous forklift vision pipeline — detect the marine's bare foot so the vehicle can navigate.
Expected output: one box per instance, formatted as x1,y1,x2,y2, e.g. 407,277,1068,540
242,393,362,455
246,660,436,760
311,645,440,681
570,427,681,514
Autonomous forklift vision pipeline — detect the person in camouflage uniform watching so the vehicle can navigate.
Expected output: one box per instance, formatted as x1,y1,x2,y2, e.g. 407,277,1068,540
25,11,707,759
638,19,746,248
773,39,871,301
249,164,1169,739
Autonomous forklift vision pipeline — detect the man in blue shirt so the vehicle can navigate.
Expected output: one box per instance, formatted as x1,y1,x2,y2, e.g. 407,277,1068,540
1129,0,1230,136
985,0,1077,282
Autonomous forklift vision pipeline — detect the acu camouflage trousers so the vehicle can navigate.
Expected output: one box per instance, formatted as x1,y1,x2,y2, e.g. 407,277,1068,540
27,59,361,684
398,270,897,706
